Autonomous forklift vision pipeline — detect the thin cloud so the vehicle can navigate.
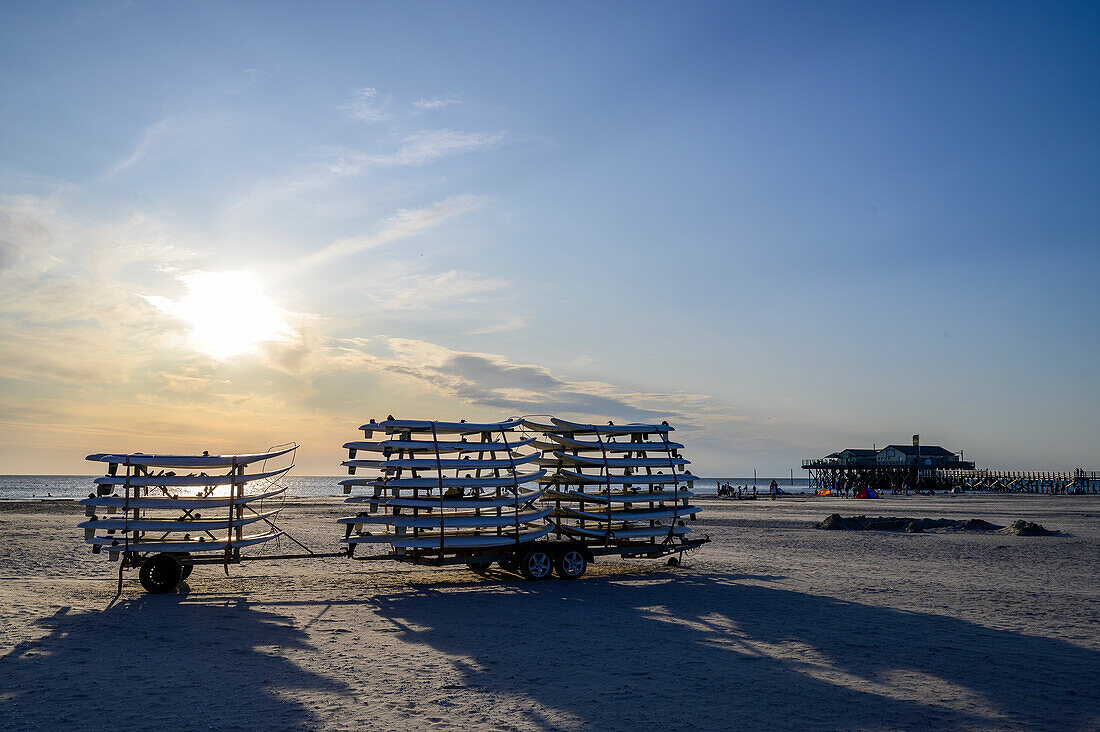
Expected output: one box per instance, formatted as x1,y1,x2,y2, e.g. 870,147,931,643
104,113,217,179
322,337,718,425
339,87,388,122
412,95,463,110
306,194,484,267
230,130,501,218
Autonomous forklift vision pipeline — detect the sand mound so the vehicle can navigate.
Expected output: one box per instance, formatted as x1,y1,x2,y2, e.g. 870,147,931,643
999,519,1054,536
815,514,1054,535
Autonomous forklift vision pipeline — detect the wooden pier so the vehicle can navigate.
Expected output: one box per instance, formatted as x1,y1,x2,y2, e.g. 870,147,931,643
803,461,1100,494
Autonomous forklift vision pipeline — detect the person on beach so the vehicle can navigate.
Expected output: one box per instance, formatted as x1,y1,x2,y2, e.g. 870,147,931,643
769,480,778,500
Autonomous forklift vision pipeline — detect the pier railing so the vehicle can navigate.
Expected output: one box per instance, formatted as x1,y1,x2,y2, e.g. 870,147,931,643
801,463,1099,494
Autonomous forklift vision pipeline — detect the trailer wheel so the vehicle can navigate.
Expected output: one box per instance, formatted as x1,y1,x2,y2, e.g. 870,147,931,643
177,553,193,581
520,547,553,581
466,560,493,576
139,553,182,594
555,548,587,579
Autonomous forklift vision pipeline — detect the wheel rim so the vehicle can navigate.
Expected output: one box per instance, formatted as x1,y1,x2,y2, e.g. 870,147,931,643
527,552,551,578
562,551,584,576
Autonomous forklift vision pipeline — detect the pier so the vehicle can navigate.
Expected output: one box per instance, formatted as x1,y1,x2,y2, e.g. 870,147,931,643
802,442,1099,494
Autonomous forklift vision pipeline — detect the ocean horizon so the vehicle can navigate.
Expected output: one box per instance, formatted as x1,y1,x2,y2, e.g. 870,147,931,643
0,475,815,500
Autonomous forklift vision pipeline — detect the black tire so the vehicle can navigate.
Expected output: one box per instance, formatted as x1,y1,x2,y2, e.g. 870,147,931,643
139,553,183,594
555,548,587,579
177,553,193,581
519,546,553,581
466,560,493,576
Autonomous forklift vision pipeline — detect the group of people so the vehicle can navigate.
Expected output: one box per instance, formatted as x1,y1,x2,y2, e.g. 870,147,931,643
716,482,757,499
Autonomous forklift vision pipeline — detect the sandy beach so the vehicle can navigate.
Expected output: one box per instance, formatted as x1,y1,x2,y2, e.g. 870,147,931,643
1,493,1098,731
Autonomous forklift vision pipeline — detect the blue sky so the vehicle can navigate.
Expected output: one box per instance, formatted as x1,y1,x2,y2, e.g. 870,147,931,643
0,1,1096,474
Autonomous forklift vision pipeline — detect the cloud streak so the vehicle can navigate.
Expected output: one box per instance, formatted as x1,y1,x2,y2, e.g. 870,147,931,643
305,194,484,267
322,337,717,425
412,95,463,110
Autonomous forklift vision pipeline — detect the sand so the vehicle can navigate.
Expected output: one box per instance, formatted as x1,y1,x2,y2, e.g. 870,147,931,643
1,493,1098,731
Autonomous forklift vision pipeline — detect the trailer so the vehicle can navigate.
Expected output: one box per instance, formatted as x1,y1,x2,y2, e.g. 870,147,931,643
77,417,710,594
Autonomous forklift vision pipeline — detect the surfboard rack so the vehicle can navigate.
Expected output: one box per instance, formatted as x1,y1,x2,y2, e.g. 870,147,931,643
78,419,710,594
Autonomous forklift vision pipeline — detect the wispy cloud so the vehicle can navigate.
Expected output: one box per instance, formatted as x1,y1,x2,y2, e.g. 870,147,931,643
412,95,463,110
332,129,504,172
104,113,223,179
339,87,389,122
229,130,501,218
305,194,484,267
321,337,717,425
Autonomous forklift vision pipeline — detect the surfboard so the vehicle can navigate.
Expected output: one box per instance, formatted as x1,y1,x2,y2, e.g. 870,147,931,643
361,418,523,434
551,504,701,523
542,433,685,453
554,469,696,486
79,485,288,509
346,487,546,509
93,466,290,488
338,506,553,529
78,509,280,532
545,487,695,504
343,524,554,549
87,530,281,553
557,524,689,541
344,451,540,471
549,452,690,469
85,446,296,469
549,418,673,435
340,470,546,490
344,437,537,455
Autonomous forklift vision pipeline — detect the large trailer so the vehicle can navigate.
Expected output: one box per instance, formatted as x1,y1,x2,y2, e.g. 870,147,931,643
77,417,709,594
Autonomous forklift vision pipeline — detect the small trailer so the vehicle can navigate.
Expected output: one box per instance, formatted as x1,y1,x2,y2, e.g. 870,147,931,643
77,417,709,594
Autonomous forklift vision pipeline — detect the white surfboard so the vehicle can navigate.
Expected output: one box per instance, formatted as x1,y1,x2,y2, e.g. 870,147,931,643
79,509,280,532
362,418,523,434
552,504,701,523
343,524,554,549
344,437,536,454
545,487,695,504
79,485,288,509
87,530,282,553
344,451,540,471
554,469,695,486
344,470,546,490
93,466,290,488
549,418,673,435
346,487,546,509
541,433,685,453
550,452,689,469
557,524,689,541
85,446,296,469
338,506,553,529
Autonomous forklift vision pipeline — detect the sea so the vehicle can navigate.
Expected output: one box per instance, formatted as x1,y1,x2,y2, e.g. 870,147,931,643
0,475,815,500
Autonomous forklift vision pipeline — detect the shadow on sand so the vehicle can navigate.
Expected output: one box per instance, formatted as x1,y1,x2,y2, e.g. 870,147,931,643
363,569,1099,730
2,569,1097,730
0,584,348,731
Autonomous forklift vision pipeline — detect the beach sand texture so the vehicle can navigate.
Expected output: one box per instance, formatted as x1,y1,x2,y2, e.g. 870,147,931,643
1,494,1098,731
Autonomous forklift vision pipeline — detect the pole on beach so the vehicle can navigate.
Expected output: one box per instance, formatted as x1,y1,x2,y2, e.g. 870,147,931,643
753,468,757,487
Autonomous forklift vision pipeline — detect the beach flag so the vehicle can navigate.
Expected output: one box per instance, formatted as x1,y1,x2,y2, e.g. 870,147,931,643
912,434,919,447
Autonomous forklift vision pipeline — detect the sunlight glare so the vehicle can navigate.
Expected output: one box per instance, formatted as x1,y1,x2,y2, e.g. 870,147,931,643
147,271,297,360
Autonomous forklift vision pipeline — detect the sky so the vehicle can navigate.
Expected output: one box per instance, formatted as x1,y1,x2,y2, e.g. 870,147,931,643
0,1,1097,475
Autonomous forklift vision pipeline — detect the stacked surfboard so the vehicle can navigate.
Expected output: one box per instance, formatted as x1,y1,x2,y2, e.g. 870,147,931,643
338,418,553,555
528,418,700,545
78,446,295,563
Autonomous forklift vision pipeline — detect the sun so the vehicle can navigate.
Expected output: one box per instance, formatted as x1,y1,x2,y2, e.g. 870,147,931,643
146,271,297,360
